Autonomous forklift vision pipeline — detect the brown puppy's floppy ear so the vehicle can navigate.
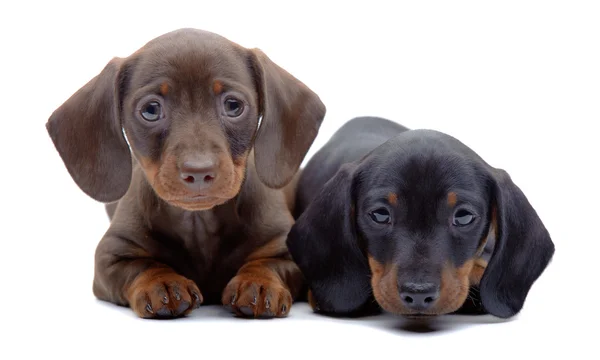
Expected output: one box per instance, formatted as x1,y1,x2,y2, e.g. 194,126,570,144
286,164,373,316
479,169,555,318
248,49,326,189
46,57,132,203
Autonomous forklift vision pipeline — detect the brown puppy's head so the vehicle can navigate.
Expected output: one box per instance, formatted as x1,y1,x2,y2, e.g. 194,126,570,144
287,129,554,319
46,29,326,210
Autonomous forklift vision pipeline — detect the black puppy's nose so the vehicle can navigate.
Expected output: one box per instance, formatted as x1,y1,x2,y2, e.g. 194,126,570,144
179,158,217,191
399,282,440,311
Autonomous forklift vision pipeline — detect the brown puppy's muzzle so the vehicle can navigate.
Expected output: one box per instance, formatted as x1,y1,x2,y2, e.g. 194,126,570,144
369,256,478,317
136,126,250,211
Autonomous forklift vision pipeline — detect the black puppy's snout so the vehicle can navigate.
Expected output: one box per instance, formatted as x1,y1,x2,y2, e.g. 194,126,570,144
399,282,440,311
179,158,218,191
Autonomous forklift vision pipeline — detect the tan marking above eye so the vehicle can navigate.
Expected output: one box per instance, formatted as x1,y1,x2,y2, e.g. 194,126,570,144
213,80,223,95
160,82,169,96
447,192,457,207
387,192,398,206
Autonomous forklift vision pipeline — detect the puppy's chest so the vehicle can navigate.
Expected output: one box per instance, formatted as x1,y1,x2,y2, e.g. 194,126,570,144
152,209,254,299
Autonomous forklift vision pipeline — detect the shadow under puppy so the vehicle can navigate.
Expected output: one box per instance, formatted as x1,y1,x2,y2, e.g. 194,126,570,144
46,28,326,319
287,116,554,319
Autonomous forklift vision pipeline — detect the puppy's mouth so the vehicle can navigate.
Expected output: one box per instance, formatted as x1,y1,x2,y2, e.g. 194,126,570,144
401,313,438,320
138,151,249,211
167,193,230,210
171,194,211,202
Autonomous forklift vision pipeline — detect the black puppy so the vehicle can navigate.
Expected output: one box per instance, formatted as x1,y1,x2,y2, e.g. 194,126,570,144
287,116,555,319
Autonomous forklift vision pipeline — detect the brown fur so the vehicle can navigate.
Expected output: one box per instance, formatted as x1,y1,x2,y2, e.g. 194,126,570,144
160,82,169,95
368,256,400,313
46,28,326,319
447,191,457,207
369,255,479,315
387,192,398,206
212,80,223,95
367,208,499,315
127,267,202,318
469,259,488,285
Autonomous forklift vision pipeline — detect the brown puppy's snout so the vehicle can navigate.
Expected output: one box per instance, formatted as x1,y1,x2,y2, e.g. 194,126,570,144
399,282,440,311
179,156,219,192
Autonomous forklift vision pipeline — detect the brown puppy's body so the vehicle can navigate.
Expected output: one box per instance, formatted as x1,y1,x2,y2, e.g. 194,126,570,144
97,155,301,317
46,29,325,319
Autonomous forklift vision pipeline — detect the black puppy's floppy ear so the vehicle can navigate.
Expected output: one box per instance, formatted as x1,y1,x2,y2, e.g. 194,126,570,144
248,49,326,189
480,169,555,318
286,163,372,315
46,57,132,203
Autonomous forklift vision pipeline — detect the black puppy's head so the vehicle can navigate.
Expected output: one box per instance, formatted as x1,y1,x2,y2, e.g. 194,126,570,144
288,130,554,319
46,28,325,210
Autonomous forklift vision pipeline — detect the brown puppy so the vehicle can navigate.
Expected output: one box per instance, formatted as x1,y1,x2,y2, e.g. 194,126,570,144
46,28,326,319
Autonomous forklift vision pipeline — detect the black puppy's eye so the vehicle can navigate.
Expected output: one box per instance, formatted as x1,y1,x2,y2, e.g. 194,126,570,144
369,208,391,224
453,209,475,226
141,101,162,121
223,97,244,117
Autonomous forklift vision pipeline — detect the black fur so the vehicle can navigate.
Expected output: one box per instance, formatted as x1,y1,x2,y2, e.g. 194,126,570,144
287,116,555,319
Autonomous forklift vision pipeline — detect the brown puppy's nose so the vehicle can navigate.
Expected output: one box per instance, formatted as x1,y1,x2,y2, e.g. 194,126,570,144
179,157,218,192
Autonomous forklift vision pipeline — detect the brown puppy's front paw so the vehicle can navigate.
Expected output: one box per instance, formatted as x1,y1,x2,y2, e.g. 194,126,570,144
128,269,203,319
222,275,292,318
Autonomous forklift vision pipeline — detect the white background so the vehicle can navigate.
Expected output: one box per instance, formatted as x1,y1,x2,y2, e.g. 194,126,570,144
1,0,598,359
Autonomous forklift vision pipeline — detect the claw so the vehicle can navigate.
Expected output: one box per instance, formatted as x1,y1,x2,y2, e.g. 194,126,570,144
146,303,154,314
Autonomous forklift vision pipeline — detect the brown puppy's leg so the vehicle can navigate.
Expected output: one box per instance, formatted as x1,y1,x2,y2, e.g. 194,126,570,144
222,237,303,318
93,235,203,319
126,267,202,318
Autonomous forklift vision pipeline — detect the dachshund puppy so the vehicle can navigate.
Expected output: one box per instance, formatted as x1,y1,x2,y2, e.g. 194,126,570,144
287,116,554,319
46,28,326,319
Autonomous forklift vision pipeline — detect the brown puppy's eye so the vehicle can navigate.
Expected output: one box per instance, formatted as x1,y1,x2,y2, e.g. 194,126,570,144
369,208,391,224
453,209,475,226
223,97,244,117
141,101,162,121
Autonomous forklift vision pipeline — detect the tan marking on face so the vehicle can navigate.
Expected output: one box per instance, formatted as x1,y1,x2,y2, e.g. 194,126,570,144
213,80,223,95
447,192,457,207
387,192,398,206
137,155,160,185
469,259,488,285
137,148,250,212
368,256,402,314
475,208,497,257
160,82,169,95
369,255,479,316
470,207,496,285
437,259,475,314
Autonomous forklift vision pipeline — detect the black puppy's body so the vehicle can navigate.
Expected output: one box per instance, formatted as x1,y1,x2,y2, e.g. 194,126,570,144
288,116,554,319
